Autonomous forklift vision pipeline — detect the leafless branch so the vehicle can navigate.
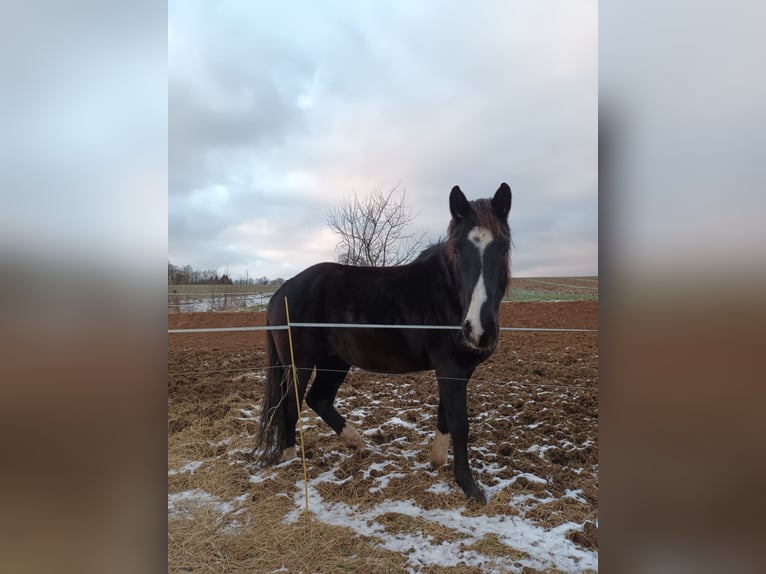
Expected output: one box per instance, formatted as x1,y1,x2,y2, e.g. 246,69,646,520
327,184,427,267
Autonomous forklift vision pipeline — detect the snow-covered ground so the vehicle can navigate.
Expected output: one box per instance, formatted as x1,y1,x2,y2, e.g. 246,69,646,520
169,403,598,573
280,455,597,572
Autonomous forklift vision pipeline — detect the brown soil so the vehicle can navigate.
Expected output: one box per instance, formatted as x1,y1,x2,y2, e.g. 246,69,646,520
168,301,598,573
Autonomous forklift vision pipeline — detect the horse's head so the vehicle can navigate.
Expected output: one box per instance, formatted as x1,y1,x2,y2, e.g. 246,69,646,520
447,183,512,351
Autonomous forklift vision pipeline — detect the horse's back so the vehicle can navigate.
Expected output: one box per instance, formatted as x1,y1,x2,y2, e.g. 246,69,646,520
267,259,453,373
274,261,438,320
269,262,344,322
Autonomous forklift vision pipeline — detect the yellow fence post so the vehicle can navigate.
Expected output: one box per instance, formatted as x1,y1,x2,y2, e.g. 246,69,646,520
284,296,310,516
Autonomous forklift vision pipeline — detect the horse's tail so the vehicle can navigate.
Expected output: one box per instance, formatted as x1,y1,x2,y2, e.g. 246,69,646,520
255,325,289,466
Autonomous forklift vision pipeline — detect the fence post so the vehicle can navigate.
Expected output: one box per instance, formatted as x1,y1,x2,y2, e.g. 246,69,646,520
284,296,310,516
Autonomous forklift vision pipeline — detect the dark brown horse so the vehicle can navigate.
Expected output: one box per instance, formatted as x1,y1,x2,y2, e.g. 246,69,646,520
256,183,511,503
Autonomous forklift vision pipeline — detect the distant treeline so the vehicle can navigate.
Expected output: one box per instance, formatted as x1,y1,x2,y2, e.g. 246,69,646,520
168,261,284,286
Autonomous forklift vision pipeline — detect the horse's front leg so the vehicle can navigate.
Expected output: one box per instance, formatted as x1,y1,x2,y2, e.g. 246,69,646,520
436,372,486,504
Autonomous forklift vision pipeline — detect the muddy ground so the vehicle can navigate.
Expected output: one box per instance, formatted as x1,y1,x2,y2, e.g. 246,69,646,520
168,301,598,572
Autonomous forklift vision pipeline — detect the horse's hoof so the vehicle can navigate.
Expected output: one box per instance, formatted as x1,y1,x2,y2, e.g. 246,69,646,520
339,423,364,449
468,486,487,505
281,447,296,462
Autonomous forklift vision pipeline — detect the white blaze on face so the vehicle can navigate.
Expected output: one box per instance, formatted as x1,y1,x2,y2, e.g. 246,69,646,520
465,226,493,344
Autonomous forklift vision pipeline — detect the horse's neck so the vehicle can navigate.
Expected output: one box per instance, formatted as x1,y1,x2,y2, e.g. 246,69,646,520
408,250,462,320
411,246,451,282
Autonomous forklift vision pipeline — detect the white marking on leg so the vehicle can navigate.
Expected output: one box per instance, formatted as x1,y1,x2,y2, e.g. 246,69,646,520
339,423,364,449
281,446,296,462
430,431,449,468
465,227,493,345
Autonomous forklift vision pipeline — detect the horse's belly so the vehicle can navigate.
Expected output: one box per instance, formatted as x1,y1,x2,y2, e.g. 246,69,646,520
331,330,432,374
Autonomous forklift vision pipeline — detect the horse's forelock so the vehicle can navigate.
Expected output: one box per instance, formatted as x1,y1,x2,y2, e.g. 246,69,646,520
472,199,510,241
446,199,510,276
447,200,509,250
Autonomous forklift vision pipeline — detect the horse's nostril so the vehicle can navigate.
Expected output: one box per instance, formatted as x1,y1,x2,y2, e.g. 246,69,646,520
463,320,482,346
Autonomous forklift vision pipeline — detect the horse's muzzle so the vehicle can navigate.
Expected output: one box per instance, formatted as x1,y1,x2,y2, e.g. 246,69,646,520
462,320,497,351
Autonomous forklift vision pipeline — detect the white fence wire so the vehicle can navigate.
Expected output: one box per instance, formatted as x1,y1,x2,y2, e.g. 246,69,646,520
168,323,597,334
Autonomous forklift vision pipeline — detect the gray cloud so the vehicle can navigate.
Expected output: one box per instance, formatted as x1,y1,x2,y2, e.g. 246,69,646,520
169,0,597,279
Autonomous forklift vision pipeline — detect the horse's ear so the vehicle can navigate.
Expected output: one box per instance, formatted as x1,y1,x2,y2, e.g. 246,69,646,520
449,185,470,220
492,182,512,218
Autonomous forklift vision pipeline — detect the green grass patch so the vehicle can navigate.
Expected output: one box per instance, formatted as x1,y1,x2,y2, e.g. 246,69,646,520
504,276,598,302
506,287,598,302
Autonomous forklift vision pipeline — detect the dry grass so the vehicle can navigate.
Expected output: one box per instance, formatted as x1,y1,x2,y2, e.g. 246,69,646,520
463,533,530,560
168,303,598,572
170,504,410,573
168,373,597,572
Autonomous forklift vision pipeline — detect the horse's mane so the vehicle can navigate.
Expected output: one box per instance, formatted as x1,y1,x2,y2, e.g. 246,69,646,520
412,241,448,264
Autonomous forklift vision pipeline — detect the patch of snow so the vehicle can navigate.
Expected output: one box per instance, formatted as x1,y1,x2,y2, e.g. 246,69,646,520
511,493,558,508
168,490,248,521
168,460,204,476
250,472,278,484
227,447,254,455
564,489,588,504
369,472,407,493
397,449,420,460
425,482,454,495
482,477,515,499
525,444,558,459
238,408,258,420
221,518,245,534
362,460,396,479
511,472,548,485
210,437,233,447
384,416,418,430
476,462,508,476
283,477,597,572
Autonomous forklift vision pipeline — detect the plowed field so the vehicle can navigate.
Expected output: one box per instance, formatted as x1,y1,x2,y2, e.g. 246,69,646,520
168,301,598,573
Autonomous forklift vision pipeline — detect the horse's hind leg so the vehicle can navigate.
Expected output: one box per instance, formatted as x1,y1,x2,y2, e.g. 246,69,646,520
430,399,450,468
305,357,362,449
282,362,313,461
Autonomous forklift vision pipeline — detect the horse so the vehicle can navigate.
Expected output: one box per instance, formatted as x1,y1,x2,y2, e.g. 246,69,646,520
255,183,512,503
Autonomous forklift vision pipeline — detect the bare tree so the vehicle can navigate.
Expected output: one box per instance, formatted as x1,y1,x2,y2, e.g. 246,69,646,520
327,184,427,266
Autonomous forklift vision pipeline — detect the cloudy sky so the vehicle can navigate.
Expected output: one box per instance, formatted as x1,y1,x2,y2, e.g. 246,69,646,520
169,0,597,280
